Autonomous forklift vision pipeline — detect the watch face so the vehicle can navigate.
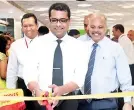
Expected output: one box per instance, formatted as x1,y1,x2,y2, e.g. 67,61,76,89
32,90,36,97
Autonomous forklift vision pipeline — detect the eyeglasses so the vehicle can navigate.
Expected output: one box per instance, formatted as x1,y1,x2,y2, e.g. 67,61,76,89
50,18,69,24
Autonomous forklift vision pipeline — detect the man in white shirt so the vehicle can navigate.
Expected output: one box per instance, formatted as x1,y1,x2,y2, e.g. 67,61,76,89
127,30,134,46
23,3,88,110
6,13,39,110
112,24,134,85
77,13,132,110
77,15,91,41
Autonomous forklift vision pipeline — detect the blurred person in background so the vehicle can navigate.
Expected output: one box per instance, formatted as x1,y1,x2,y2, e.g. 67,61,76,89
68,29,80,38
112,24,134,110
38,26,49,36
127,30,134,46
0,35,8,88
4,36,11,56
4,32,15,43
78,15,91,41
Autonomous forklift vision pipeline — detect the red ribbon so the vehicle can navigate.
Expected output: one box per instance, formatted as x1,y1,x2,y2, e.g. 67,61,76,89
42,92,53,110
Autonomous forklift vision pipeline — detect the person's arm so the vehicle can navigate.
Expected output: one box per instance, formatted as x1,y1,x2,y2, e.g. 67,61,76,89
23,37,41,95
0,54,7,79
115,44,132,109
6,44,18,88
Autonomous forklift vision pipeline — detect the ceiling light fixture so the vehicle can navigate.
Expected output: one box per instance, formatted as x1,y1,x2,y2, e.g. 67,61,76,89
27,7,34,10
107,18,116,21
78,4,92,7
35,8,48,11
40,13,46,16
105,13,124,16
121,4,134,9
9,11,13,13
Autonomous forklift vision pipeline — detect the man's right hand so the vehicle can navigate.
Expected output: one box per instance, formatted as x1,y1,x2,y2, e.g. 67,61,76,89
34,89,44,105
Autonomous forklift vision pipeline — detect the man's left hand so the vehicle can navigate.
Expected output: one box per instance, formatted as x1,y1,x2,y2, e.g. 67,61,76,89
123,103,132,110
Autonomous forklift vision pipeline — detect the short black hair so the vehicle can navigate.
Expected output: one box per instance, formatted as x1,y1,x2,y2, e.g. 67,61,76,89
21,13,38,25
38,26,49,35
0,31,3,34
68,29,80,36
113,24,124,33
0,35,7,54
49,3,71,19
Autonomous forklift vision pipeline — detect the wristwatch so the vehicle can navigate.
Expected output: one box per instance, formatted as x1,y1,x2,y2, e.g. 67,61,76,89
32,89,36,97
32,89,42,97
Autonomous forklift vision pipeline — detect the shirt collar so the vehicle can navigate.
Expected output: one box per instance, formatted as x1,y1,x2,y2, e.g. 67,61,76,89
90,36,107,48
49,31,69,42
119,34,125,39
24,35,38,44
85,33,91,40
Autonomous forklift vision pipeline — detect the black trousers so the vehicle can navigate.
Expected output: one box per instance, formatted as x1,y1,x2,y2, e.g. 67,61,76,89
54,92,78,110
129,64,134,85
78,99,118,110
17,77,46,110
77,90,119,110
129,64,134,110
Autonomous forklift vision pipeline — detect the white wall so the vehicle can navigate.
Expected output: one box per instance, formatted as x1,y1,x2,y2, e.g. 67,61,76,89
14,20,21,39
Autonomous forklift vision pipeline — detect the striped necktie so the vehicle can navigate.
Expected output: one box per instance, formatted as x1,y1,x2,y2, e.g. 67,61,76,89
84,43,98,103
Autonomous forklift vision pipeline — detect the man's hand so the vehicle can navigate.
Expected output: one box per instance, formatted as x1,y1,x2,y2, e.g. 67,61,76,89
34,89,44,105
123,103,132,110
49,84,62,108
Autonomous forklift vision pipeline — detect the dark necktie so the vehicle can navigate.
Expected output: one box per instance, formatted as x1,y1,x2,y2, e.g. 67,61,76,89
52,40,63,86
84,43,98,102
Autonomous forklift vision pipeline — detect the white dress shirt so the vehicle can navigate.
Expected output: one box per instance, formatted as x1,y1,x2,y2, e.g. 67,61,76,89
118,34,134,64
23,32,89,92
81,37,132,102
77,33,91,41
132,41,134,48
6,35,38,88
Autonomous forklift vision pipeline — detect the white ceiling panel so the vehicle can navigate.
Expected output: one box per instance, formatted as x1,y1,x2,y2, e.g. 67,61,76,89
5,1,134,29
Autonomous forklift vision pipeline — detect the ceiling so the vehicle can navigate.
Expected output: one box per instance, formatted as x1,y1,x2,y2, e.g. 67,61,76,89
0,1,24,21
1,1,134,29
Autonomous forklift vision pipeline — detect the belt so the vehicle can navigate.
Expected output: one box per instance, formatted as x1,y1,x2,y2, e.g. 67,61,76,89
92,89,118,101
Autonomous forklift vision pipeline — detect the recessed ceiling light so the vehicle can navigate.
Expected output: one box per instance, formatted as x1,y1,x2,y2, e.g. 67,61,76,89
107,18,116,21
20,16,22,19
71,16,81,18
78,4,92,7
35,8,48,11
40,13,46,16
120,4,134,9
27,7,34,10
9,11,13,13
105,13,124,16
72,10,88,13
132,23,134,25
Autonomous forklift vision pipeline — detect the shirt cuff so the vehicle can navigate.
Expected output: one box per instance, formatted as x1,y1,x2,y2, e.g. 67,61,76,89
124,96,132,103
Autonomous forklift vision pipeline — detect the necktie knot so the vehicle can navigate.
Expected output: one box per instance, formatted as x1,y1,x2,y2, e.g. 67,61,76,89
56,40,62,44
93,43,98,48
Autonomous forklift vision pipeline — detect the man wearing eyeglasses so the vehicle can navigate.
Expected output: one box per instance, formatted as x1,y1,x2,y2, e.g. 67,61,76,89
77,15,91,41
23,2,89,110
